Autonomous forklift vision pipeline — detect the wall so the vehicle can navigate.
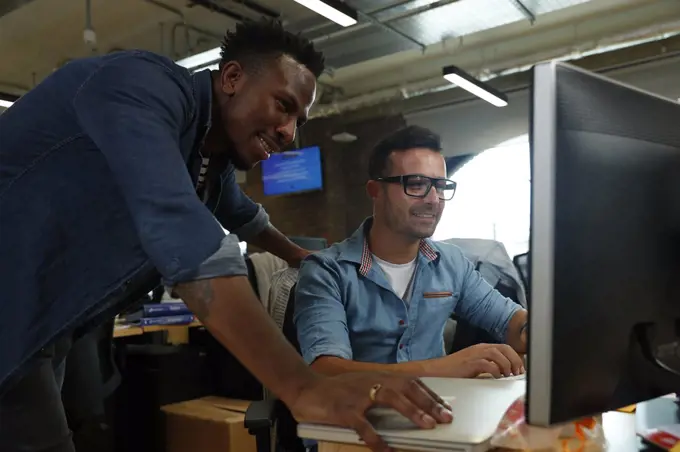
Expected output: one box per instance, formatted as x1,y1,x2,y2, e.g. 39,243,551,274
406,55,680,157
241,115,406,244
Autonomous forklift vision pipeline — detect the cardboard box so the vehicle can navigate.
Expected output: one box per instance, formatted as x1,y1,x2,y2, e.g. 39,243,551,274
162,396,257,452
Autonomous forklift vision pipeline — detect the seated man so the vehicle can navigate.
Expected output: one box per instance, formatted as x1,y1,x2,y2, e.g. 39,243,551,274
294,125,528,379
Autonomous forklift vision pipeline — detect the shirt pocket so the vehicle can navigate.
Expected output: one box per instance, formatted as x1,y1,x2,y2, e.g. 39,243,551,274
419,290,458,318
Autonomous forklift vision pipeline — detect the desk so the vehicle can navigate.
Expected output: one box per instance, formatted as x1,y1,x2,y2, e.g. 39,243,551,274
300,378,647,452
316,412,639,452
113,320,203,344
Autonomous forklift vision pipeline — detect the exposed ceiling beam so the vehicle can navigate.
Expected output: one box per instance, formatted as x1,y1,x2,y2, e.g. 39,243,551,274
507,0,536,25
330,34,680,124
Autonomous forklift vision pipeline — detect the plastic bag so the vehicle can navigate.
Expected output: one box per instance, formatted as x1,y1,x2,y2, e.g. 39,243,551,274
490,396,606,451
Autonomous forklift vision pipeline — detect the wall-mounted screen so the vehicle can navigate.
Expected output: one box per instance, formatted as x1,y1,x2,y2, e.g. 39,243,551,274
261,146,323,196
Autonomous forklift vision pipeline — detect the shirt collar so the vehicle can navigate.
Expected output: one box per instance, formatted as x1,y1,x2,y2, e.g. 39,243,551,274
339,217,440,277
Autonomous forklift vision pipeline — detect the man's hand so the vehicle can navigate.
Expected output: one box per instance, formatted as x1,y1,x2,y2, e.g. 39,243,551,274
427,343,525,379
248,223,311,267
172,276,450,452
289,372,453,452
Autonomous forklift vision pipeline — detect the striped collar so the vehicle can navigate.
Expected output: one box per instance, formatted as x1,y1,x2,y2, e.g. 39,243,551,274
345,218,440,277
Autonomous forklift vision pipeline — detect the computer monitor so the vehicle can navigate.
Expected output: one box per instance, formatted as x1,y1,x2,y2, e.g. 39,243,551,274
527,61,680,427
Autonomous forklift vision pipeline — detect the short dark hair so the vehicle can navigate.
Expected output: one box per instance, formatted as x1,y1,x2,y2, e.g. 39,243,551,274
368,125,442,179
219,18,325,78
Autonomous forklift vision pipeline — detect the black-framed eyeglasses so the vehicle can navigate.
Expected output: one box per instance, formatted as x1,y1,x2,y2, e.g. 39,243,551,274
374,174,457,201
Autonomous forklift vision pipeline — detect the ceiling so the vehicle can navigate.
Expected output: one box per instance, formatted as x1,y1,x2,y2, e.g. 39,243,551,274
2,0,680,114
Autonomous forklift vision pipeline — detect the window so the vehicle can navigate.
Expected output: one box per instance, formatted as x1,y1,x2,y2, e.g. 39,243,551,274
433,134,530,259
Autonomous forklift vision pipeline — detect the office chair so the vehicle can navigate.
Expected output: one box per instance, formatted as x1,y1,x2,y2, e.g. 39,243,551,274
447,239,526,353
245,269,305,452
512,252,530,302
204,255,265,401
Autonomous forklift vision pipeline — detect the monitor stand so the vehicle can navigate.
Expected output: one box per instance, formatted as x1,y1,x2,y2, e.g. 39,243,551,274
629,325,680,398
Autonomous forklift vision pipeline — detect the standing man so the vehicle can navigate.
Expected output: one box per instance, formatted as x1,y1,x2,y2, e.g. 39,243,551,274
0,20,451,452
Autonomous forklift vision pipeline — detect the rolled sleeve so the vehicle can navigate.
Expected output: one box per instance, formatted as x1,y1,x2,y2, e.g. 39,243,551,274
177,234,247,281
455,252,523,342
214,166,270,241
293,255,353,364
73,52,227,285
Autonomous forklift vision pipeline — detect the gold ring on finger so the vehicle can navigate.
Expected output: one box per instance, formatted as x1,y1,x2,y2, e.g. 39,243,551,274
369,383,382,402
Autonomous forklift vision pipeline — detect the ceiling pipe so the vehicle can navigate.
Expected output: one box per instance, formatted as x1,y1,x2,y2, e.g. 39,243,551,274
144,0,190,57
355,8,425,51
309,26,680,119
0,81,30,93
507,0,536,25
143,0,222,58
171,23,223,58
83,0,96,51
228,0,279,19
309,0,458,45
188,0,249,22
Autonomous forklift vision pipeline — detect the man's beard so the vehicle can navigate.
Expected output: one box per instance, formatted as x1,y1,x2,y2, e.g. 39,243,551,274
384,203,439,240
222,134,254,171
231,154,254,171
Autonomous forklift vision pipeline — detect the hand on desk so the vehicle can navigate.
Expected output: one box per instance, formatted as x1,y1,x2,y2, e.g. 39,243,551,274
289,372,454,452
427,343,525,379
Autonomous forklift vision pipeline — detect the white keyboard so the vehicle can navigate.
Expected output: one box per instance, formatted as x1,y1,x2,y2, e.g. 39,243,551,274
496,373,526,381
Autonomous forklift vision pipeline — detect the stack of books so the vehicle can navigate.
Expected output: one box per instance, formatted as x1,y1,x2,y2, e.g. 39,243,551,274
117,302,195,327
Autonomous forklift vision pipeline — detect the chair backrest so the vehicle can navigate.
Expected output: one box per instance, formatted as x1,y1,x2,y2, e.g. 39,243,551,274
265,268,305,452
441,238,526,353
205,255,264,400
245,255,260,299
440,237,528,308
268,268,298,331
288,236,328,251
276,279,306,452
513,252,530,302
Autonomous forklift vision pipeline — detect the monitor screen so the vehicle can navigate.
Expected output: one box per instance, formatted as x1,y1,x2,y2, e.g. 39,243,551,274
261,146,323,196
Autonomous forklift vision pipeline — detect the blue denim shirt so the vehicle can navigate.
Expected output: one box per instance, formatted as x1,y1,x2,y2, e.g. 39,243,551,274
0,50,269,389
294,219,522,365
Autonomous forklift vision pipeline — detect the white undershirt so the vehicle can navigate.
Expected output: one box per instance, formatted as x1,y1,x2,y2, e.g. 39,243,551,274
373,254,417,301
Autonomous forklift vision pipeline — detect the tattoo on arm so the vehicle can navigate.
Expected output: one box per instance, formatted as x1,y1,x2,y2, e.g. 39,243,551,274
173,279,214,321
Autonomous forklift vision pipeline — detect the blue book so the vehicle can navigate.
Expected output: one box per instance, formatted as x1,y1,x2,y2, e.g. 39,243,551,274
122,302,190,322
136,313,195,327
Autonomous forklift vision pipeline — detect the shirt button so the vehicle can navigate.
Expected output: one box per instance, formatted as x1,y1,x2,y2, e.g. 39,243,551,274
398,320,405,326
399,344,404,349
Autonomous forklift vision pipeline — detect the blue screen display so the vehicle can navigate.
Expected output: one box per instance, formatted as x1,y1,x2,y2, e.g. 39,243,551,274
261,146,323,196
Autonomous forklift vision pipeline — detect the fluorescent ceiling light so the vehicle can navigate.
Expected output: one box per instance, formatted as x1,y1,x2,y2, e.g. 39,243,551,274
293,0,357,27
0,99,13,108
176,46,221,69
442,65,508,107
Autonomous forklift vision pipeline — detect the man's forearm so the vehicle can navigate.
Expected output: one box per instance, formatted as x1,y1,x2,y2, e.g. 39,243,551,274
312,356,446,378
506,309,528,354
174,276,319,406
248,223,307,265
